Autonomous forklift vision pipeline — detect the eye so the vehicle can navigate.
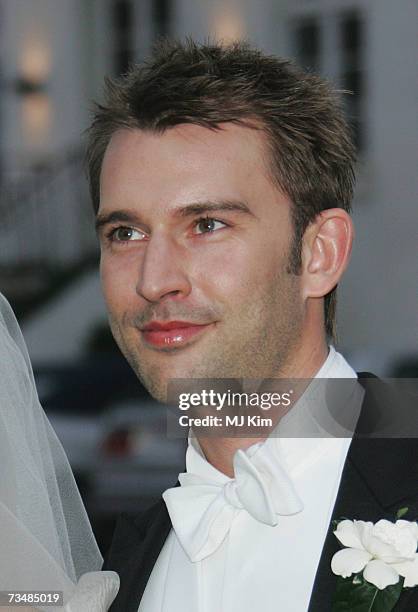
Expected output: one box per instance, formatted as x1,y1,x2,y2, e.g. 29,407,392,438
110,226,146,242
194,217,227,235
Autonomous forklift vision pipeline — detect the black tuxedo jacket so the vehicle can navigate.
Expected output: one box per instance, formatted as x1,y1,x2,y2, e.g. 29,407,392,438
104,375,418,611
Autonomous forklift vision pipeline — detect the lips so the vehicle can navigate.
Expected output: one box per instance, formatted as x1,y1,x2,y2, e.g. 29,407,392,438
140,320,213,348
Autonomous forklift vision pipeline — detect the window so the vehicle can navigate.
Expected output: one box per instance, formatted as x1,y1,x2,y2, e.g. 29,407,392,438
294,18,321,72
340,11,364,150
112,0,134,75
292,9,365,152
152,0,172,39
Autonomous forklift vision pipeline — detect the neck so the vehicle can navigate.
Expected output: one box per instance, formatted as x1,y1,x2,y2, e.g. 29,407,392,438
196,335,329,477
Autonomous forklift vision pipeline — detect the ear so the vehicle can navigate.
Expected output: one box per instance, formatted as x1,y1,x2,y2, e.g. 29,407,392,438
300,209,354,299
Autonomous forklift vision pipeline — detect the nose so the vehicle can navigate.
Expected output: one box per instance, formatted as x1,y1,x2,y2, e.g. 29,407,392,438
136,233,192,303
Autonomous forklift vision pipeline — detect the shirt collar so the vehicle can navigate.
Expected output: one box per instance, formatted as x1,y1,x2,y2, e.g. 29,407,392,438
186,347,359,481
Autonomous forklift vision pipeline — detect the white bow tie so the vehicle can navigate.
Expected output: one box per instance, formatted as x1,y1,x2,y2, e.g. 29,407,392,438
163,441,303,562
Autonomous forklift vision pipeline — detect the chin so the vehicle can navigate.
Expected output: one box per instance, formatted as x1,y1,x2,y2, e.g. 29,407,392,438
139,362,211,404
134,368,168,403
136,362,186,404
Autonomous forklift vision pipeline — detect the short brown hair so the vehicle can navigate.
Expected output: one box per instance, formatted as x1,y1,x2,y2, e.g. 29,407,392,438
86,38,356,338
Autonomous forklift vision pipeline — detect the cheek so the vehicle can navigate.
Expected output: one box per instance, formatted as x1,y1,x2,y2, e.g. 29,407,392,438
193,239,274,301
100,253,138,314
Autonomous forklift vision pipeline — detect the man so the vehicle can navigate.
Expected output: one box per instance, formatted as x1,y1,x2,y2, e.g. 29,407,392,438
87,40,418,611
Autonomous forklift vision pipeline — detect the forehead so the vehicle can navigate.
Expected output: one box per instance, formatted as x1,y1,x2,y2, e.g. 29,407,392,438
99,123,285,215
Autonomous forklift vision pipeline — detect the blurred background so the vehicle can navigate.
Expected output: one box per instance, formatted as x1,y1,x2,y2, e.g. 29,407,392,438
0,0,417,554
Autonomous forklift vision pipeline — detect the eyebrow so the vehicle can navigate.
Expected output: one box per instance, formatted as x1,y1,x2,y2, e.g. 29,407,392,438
172,200,254,218
95,210,141,233
95,200,254,233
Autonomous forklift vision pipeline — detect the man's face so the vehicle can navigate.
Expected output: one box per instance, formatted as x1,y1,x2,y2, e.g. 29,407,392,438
98,123,304,401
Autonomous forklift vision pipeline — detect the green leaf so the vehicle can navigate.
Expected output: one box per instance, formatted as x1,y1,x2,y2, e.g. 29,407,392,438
332,574,404,612
396,507,409,519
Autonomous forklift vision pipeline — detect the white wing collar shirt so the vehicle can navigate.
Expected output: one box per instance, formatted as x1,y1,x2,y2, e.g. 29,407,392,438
139,347,362,612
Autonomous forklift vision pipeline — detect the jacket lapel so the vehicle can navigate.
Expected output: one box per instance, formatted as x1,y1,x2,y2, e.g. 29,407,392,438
309,375,418,611
106,500,172,612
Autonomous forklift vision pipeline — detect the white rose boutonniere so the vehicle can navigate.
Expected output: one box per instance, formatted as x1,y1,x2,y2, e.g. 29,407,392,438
331,509,418,611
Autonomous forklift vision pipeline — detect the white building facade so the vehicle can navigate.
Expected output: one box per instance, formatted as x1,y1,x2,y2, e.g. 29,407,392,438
0,0,416,371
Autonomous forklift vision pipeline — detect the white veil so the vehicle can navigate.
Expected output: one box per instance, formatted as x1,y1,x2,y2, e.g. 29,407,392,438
0,293,119,611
